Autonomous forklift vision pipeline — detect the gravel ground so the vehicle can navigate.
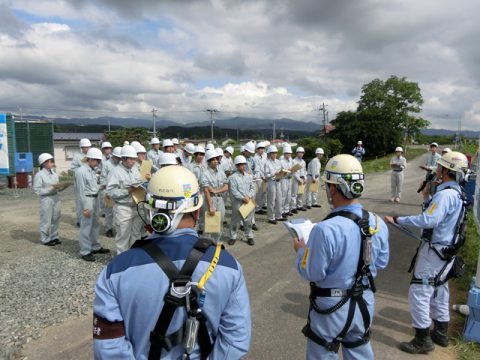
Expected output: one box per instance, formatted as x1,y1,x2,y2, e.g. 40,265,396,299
0,186,115,359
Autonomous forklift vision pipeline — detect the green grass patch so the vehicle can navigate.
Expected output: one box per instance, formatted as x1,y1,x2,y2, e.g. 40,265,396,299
361,148,425,173
451,211,480,359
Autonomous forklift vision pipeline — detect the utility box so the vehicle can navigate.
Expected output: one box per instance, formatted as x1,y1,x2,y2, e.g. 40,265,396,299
15,152,33,173
15,120,53,167
464,284,480,343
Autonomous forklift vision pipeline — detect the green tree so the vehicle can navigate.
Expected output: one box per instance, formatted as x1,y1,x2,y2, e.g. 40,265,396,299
105,127,151,147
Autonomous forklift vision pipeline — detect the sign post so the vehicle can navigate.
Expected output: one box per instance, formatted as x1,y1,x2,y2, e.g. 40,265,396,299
0,114,9,175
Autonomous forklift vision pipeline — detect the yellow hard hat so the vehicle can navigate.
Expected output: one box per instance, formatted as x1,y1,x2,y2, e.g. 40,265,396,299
322,154,364,199
437,151,468,180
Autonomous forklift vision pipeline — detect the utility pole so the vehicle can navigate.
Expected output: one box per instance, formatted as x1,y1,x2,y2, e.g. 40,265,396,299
273,119,276,140
151,108,158,138
206,109,218,143
317,102,327,143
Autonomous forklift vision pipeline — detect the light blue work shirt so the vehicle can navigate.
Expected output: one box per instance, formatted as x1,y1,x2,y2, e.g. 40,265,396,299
296,203,389,289
93,228,251,360
397,181,462,246
425,152,442,171
352,147,365,162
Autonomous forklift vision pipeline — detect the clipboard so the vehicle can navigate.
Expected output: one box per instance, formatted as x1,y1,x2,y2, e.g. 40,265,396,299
205,212,221,233
290,163,303,173
140,160,153,181
132,186,146,204
103,195,114,208
309,181,320,193
297,184,305,195
239,199,256,219
52,181,72,190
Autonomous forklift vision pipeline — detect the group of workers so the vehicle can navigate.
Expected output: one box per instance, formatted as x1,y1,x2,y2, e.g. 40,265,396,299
33,135,471,359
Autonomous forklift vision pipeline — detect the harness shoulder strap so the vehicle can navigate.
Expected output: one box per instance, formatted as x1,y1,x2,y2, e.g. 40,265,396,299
142,237,216,360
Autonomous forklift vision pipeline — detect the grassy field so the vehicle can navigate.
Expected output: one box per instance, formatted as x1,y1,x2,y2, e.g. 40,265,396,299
361,148,426,173
451,212,480,359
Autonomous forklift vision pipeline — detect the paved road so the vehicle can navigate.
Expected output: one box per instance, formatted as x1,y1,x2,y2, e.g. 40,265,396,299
20,154,456,359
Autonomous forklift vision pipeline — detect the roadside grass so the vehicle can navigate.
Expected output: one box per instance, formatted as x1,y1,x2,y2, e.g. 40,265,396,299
362,148,426,173
451,211,480,359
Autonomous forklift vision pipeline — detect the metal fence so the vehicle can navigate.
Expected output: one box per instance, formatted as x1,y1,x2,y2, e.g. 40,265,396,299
473,139,480,287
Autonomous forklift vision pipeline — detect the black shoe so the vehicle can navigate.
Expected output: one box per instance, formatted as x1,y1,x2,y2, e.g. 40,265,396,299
198,230,204,235
240,225,244,231
287,212,294,216
262,206,267,210
306,205,312,209
276,218,286,222
51,238,61,245
255,209,267,215
43,240,57,246
81,254,96,262
312,204,322,208
92,247,110,254
252,224,259,231
282,213,289,217
101,214,106,218
399,328,435,354
431,320,449,347
268,220,277,225
228,239,236,245
291,209,298,214
247,238,255,246
298,207,307,212
76,222,80,227
105,229,114,238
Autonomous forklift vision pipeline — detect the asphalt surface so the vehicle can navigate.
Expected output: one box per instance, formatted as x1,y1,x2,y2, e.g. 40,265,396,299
19,154,456,359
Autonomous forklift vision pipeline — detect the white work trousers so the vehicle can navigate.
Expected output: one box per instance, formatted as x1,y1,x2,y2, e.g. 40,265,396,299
291,180,304,209
114,203,142,254
39,194,61,244
267,180,282,221
230,198,254,240
391,171,404,199
255,179,266,211
306,177,320,206
280,178,292,214
79,197,101,256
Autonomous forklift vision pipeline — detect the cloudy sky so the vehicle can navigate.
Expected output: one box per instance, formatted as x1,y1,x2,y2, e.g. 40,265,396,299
0,0,478,130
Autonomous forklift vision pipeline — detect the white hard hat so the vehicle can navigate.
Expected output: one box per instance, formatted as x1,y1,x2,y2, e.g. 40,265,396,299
215,147,223,156
86,148,103,160
121,145,138,158
158,153,178,166
430,142,439,148
205,143,215,151
123,141,130,146
150,137,160,145
205,149,220,162
136,145,147,154
264,141,271,147
395,146,403,153
256,142,266,149
112,146,123,158
234,155,247,165
79,138,92,148
322,154,364,199
437,151,469,181
194,145,205,154
267,145,278,154
357,141,363,145
163,139,174,147
225,146,234,155
172,138,179,145
130,141,141,149
101,141,112,149
184,143,195,154
240,145,245,153
442,147,452,154
244,142,255,154
283,145,292,154
38,153,54,165
296,147,305,153
315,148,325,155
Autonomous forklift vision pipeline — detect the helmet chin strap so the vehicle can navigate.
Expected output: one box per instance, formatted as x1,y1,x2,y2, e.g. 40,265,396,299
164,200,188,235
325,184,335,210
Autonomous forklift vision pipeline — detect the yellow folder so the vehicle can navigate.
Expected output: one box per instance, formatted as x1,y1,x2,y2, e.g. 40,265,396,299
103,194,114,208
297,184,305,195
310,181,320,193
239,199,256,219
290,163,303,173
262,181,267,193
140,160,153,181
205,212,221,233
132,186,146,204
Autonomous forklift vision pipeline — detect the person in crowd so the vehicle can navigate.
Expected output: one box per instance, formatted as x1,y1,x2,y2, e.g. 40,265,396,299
71,138,91,227
306,147,324,209
280,144,294,218
390,146,407,203
264,145,283,224
75,148,110,261
147,137,162,166
254,142,267,215
294,154,389,359
352,141,366,162
163,139,175,154
100,146,122,238
291,147,307,213
180,143,195,166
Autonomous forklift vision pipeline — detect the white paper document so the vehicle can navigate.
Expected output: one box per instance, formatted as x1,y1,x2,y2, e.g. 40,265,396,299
283,218,316,244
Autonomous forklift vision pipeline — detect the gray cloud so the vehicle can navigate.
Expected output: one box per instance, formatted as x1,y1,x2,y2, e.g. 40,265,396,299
0,2,29,36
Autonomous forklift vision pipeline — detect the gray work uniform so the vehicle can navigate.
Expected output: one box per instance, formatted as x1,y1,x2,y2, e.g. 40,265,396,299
33,168,61,244
280,157,293,214
306,158,321,206
75,163,102,256
71,151,86,224
254,154,267,211
106,163,143,254
100,158,118,232
180,153,192,167
229,170,256,240
147,149,163,168
221,156,234,206
390,156,406,199
99,155,110,224
245,156,258,225
264,158,282,221
189,162,206,231
200,166,228,242
291,157,306,209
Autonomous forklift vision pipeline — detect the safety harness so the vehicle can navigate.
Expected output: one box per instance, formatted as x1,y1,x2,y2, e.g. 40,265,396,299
302,209,379,353
408,186,468,290
141,237,223,360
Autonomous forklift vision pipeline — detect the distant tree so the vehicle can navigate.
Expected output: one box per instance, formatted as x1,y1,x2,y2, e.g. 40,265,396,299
106,127,151,147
